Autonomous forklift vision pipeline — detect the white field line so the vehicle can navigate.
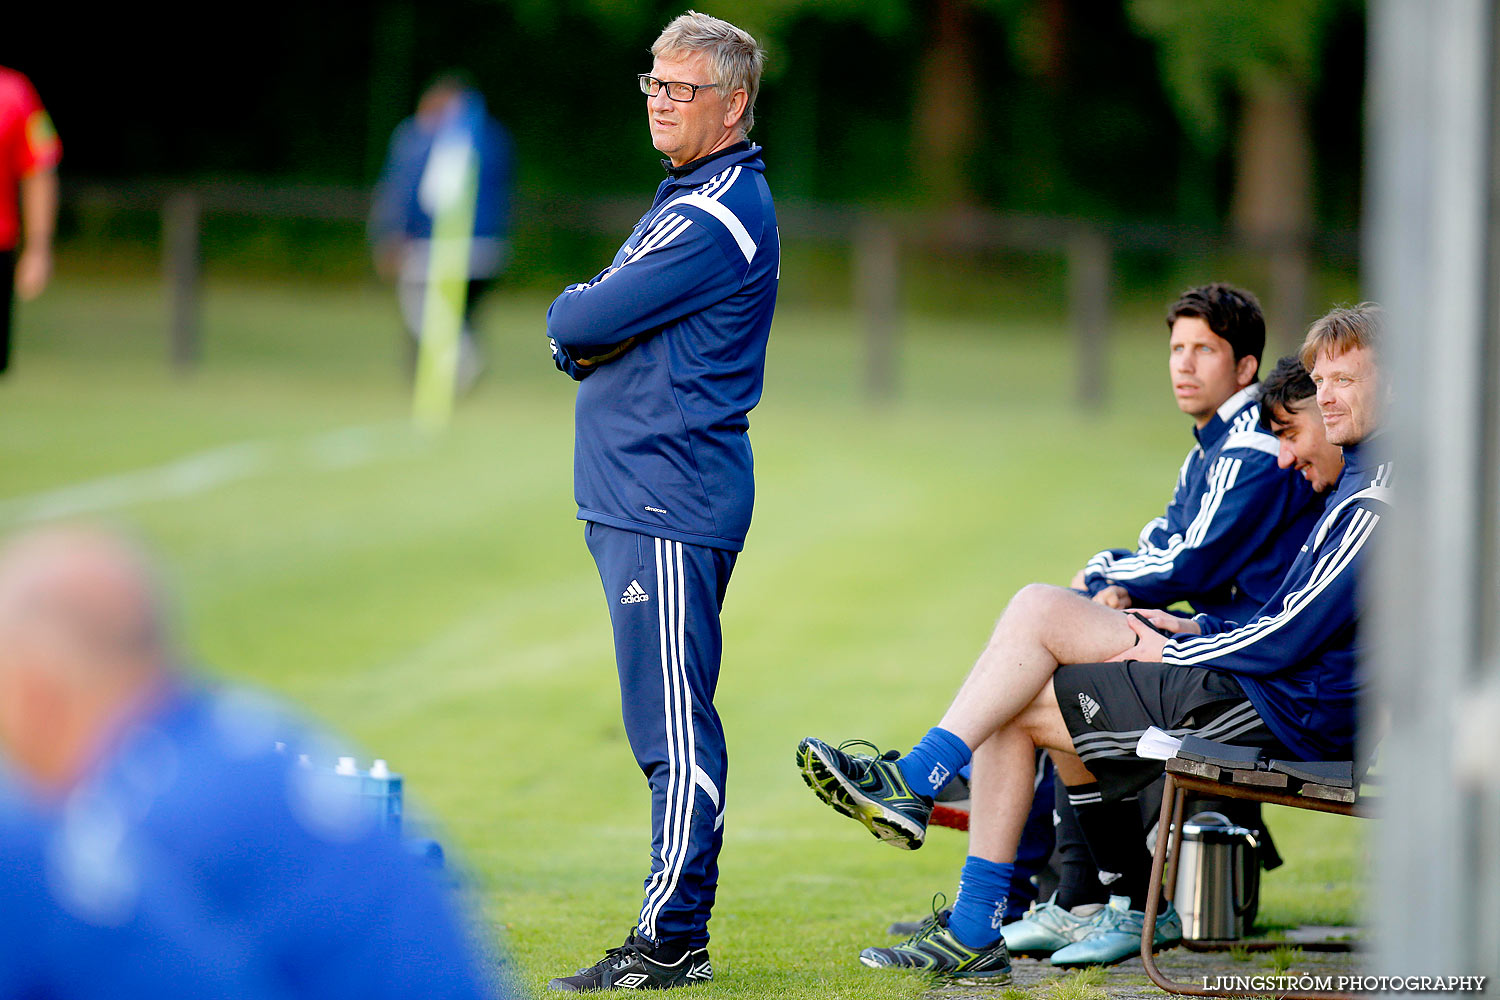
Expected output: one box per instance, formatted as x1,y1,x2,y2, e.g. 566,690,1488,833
0,423,417,525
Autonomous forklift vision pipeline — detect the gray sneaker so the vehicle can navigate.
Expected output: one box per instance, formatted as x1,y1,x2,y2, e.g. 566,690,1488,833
1001,894,1104,956
1048,895,1182,966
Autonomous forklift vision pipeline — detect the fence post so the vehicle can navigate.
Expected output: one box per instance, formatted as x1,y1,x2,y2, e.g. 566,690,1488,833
1268,235,1311,355
1068,227,1111,409
162,191,201,371
854,217,899,403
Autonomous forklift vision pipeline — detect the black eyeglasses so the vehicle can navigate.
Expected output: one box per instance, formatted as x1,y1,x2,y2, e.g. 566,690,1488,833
638,74,721,102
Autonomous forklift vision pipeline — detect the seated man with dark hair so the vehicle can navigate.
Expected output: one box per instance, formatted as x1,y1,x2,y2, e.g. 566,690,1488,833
1076,283,1322,620
795,304,1389,979
956,285,1330,955
1258,354,1345,493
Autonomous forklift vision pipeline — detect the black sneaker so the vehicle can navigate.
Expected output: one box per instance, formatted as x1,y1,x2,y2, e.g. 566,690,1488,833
548,930,712,992
795,737,932,849
860,909,1012,983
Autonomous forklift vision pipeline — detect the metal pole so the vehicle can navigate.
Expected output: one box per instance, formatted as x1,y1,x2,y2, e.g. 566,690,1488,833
1368,0,1496,978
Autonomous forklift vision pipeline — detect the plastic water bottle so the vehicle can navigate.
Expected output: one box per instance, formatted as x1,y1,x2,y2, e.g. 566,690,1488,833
364,758,404,833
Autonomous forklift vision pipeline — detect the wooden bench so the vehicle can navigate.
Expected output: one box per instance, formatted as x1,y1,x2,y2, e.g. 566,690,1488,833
1140,755,1370,999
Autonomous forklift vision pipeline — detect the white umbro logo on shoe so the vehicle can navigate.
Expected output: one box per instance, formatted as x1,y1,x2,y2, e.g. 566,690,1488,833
688,960,712,980
614,973,650,989
1078,692,1102,724
620,580,650,605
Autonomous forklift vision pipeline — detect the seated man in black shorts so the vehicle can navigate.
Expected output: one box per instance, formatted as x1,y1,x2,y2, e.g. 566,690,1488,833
794,304,1388,978
926,289,1332,957
995,349,1350,959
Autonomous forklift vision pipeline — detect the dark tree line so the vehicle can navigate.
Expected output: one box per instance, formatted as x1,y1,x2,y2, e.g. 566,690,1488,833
5,0,1364,230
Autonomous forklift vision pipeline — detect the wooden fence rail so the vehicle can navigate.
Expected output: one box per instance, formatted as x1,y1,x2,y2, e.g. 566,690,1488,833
63,181,1357,406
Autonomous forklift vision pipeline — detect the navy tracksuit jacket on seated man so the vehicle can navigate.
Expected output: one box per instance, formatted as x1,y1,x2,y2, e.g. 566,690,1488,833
1080,384,1324,622
548,140,778,952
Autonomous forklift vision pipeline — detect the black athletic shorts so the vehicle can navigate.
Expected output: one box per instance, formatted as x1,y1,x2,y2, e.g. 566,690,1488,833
1053,660,1294,804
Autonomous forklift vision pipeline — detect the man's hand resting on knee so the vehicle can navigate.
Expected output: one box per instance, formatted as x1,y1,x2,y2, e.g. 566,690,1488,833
1107,608,1201,662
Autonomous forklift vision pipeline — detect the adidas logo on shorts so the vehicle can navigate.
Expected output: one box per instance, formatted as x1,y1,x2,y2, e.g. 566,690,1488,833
1078,692,1102,724
620,580,651,604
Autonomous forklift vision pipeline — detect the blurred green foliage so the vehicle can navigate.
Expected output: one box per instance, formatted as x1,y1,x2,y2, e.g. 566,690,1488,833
1128,0,1354,148
9,0,1364,223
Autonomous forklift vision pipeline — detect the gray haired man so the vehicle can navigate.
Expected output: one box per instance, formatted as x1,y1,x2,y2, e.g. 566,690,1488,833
546,10,778,993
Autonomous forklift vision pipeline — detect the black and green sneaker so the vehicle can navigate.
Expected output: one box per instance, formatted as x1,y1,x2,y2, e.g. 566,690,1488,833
886,892,953,937
795,737,932,850
859,909,1012,983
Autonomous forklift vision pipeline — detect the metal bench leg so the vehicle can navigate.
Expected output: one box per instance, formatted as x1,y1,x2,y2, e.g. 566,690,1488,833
1142,773,1183,994
1163,784,1185,907
1139,773,1357,999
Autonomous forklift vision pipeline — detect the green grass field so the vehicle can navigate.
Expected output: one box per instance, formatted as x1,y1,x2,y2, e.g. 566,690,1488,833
2,273,1361,997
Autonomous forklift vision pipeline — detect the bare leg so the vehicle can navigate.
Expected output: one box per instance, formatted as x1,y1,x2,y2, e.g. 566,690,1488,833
967,672,1097,862
937,584,1137,749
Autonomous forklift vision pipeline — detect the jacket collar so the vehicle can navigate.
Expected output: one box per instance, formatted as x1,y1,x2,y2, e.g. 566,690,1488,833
656,143,765,196
1194,383,1261,449
663,139,752,178
1340,430,1391,481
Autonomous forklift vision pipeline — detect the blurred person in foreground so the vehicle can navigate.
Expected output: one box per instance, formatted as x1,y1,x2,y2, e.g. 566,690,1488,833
370,72,512,391
795,304,1388,978
545,10,779,992
0,525,504,999
0,65,61,375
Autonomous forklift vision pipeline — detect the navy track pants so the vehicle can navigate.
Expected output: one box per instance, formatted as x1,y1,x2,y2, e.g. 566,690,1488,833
585,522,737,948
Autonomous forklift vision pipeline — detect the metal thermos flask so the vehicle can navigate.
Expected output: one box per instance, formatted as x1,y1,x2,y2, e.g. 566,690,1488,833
1174,811,1259,941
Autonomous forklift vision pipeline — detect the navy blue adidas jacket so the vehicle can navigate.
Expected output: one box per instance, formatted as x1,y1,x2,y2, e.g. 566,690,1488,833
1083,386,1323,620
0,684,494,999
547,143,779,552
1161,442,1392,761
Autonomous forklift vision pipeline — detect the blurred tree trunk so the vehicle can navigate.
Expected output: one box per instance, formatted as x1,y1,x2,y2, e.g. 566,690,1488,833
1231,75,1313,350
1033,0,1068,84
1124,0,1339,297
913,0,979,206
1230,77,1312,241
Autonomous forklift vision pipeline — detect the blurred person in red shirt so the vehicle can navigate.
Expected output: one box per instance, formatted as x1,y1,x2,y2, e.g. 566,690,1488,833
0,65,61,374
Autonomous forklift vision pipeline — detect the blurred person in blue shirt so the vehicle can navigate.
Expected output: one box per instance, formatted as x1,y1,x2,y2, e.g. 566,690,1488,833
0,525,506,999
370,73,513,391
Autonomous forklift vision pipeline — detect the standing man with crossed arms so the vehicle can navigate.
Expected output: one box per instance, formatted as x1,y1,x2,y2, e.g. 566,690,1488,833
545,11,778,993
